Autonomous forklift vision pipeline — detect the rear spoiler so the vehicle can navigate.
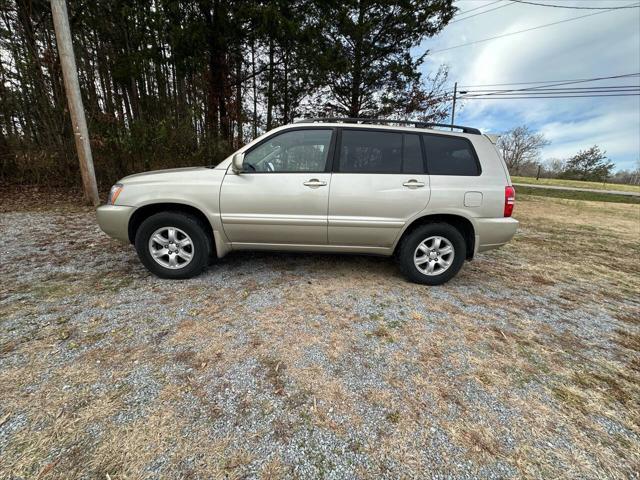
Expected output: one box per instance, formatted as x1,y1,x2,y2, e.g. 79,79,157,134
484,134,501,145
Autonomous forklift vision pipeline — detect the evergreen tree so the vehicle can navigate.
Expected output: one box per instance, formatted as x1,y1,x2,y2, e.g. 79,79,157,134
314,0,455,118
562,146,615,181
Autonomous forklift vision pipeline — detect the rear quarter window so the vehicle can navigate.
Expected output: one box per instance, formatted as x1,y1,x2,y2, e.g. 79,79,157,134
422,134,480,176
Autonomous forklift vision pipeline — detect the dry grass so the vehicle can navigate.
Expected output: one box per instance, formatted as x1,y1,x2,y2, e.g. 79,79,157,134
512,175,640,193
0,192,638,478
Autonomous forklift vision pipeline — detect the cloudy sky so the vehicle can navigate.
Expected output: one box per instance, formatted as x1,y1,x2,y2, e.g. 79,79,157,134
417,0,640,170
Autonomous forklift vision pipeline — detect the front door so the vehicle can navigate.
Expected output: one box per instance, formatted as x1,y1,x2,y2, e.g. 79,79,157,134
220,128,335,245
328,129,430,247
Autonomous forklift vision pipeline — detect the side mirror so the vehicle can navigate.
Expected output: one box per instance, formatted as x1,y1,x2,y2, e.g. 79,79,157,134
231,152,244,173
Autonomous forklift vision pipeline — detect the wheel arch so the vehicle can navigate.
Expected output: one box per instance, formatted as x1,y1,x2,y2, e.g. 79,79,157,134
394,213,476,260
127,202,215,249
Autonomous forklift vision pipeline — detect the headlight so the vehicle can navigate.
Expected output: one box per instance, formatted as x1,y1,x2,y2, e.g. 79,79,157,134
107,184,123,205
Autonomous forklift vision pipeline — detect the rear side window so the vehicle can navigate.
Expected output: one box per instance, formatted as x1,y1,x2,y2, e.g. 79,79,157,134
422,134,480,176
338,130,424,174
402,134,423,174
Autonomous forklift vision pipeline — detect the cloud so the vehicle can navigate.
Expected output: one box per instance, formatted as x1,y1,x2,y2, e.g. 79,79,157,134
417,0,640,170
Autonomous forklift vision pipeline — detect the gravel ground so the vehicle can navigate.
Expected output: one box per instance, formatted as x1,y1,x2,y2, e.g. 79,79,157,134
1,192,639,479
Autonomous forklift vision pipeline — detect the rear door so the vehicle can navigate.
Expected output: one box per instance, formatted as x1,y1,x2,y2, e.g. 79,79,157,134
220,128,334,245
328,128,430,247
421,133,502,218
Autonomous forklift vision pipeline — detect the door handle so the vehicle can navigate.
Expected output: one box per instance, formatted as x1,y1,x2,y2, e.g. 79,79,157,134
403,179,425,188
303,179,327,187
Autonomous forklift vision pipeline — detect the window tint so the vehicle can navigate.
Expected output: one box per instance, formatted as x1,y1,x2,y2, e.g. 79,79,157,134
402,134,423,174
339,130,401,173
422,135,480,176
244,129,332,172
338,130,424,174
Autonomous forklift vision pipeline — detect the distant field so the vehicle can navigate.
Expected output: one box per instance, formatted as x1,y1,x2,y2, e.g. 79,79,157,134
517,186,640,205
512,175,640,193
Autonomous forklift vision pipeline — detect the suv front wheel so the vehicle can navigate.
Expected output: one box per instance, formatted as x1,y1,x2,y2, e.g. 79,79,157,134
134,211,211,279
397,223,466,285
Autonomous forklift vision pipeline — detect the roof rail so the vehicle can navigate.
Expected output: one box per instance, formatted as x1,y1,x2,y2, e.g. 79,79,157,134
294,117,481,135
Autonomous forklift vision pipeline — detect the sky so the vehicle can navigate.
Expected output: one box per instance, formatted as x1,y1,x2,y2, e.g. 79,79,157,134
417,0,640,171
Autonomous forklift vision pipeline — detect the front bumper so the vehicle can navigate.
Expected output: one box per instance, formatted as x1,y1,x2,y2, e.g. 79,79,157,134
474,217,519,253
96,205,135,242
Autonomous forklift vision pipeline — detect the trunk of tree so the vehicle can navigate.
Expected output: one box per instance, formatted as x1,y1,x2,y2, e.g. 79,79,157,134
266,37,274,131
235,49,242,148
349,5,366,117
251,38,258,139
283,46,290,124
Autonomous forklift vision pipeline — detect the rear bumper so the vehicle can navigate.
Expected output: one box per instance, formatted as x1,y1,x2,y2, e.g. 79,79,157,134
474,217,518,254
96,205,135,242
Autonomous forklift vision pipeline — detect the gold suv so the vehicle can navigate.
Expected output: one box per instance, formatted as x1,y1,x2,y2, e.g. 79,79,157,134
97,118,518,285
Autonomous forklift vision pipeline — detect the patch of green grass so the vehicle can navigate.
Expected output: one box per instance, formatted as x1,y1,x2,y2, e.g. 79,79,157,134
512,176,640,193
517,187,640,205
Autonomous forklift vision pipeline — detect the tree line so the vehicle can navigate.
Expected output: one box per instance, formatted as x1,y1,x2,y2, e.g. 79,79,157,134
0,0,455,187
497,126,639,185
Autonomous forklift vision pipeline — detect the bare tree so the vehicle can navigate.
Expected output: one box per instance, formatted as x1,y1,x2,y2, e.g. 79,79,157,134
497,126,550,174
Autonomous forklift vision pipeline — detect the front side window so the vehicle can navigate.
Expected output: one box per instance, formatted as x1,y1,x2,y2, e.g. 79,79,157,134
338,130,424,174
422,134,480,176
243,129,332,173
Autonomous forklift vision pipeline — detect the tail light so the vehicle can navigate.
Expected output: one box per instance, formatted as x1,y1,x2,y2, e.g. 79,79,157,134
504,186,515,217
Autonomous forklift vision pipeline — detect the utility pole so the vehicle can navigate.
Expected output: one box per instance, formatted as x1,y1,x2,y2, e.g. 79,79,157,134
450,82,457,130
51,0,100,207
450,83,467,130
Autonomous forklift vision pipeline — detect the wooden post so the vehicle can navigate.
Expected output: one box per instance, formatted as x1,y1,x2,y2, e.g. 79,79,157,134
450,82,457,131
536,164,541,180
51,0,100,206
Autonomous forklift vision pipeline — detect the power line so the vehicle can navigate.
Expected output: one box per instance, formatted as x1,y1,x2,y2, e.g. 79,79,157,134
464,89,640,95
459,93,640,99
429,3,640,53
450,2,515,24
443,73,640,96
459,73,640,88
454,0,504,16
464,85,640,92
462,73,640,97
511,0,640,10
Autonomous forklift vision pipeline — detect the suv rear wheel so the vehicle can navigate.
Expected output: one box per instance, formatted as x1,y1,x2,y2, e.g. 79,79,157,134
397,223,466,285
134,211,211,279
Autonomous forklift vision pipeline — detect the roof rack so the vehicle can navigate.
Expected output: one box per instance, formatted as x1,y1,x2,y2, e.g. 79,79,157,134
294,117,481,135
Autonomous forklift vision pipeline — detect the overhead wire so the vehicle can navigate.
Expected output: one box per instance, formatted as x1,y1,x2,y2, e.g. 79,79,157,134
449,2,515,24
459,73,640,88
429,2,640,53
511,0,640,10
454,0,504,16
459,93,640,99
464,86,640,92
460,73,640,97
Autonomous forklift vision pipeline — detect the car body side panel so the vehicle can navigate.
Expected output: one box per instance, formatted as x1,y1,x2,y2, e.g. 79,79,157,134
97,167,232,257
328,173,430,247
219,171,331,244
389,136,517,252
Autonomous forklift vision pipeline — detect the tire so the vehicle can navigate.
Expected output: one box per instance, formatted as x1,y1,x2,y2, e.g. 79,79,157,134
134,211,211,279
397,223,466,285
